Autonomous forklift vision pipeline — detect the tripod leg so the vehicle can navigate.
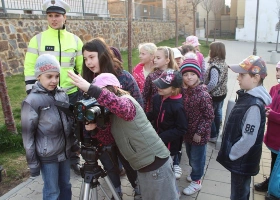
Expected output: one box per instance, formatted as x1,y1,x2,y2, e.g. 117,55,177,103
81,182,91,200
103,176,121,200
90,183,98,200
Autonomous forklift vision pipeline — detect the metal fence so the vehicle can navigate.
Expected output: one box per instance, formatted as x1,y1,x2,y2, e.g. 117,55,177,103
196,17,243,38
0,0,170,20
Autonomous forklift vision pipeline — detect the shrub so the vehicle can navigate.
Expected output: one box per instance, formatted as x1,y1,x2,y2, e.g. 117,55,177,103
0,125,23,152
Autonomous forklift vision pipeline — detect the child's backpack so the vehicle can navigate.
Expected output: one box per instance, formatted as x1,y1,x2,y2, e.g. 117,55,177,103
268,153,280,198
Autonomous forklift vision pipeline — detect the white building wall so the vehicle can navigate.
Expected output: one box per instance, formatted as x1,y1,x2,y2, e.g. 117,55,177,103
236,0,280,42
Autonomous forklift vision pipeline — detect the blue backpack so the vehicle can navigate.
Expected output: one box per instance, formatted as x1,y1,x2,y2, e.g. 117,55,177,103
268,153,280,198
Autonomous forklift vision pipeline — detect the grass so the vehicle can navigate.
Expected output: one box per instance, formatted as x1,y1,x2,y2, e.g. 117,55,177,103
0,36,209,196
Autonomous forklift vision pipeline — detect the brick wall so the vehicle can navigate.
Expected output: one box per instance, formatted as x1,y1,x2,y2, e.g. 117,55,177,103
0,13,175,76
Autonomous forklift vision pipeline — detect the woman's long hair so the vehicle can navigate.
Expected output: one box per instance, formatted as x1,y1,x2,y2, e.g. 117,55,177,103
82,38,123,82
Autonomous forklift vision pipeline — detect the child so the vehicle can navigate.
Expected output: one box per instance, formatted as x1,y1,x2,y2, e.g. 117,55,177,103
142,46,177,112
68,71,180,200
21,54,78,200
183,35,206,80
204,41,228,143
81,38,141,198
171,48,184,67
133,43,157,92
254,61,280,193
217,55,272,200
146,69,188,180
180,57,214,195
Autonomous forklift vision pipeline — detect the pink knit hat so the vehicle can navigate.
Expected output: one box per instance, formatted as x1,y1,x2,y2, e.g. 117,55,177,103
92,73,121,88
180,57,201,78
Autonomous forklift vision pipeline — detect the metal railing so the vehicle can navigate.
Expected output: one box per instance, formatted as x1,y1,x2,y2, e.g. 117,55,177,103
0,0,170,20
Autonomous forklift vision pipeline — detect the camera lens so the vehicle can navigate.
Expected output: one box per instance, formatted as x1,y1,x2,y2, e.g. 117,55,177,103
85,106,101,121
76,104,83,112
77,112,84,121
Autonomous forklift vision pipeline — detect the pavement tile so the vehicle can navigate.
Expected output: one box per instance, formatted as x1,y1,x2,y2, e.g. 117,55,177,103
199,179,231,198
196,192,230,200
204,168,231,183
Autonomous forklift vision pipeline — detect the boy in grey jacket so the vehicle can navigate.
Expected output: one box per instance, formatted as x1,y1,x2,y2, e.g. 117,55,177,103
21,54,78,200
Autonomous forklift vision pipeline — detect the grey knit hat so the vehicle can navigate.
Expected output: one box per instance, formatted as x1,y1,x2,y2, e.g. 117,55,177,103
35,54,60,78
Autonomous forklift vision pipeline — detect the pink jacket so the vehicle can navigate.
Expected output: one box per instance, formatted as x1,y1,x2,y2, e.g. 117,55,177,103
264,84,280,151
132,63,145,93
196,51,206,81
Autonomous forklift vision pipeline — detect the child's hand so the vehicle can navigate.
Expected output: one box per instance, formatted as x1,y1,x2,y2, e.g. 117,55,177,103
193,133,201,143
265,107,271,117
85,123,97,131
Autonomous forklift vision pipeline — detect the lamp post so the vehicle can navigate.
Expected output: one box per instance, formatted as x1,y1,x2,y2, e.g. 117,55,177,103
253,0,260,55
276,9,280,52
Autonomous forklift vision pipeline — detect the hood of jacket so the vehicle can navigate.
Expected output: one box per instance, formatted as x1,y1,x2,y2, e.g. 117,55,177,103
246,85,272,106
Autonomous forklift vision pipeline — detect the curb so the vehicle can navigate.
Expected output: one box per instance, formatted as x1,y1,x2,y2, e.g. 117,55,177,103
0,176,39,200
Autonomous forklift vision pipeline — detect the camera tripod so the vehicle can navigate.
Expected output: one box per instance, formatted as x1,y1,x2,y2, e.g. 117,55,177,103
79,145,121,200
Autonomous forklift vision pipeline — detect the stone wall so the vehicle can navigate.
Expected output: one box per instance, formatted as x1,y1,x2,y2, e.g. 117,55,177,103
0,13,175,77
167,0,193,35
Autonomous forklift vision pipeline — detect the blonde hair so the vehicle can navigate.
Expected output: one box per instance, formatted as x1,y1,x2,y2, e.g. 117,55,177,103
156,46,178,70
171,87,181,96
138,43,157,55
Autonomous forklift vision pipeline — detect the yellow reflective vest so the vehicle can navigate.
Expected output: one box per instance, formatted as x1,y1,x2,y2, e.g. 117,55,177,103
24,26,83,95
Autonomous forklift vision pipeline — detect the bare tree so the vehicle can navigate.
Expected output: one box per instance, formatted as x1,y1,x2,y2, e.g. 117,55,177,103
0,61,17,133
211,0,224,41
201,0,214,45
190,0,203,35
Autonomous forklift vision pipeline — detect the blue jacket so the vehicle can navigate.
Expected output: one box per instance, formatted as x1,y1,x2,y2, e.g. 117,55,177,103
147,93,188,155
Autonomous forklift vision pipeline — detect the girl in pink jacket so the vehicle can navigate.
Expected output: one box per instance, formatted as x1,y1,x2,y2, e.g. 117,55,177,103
132,43,157,93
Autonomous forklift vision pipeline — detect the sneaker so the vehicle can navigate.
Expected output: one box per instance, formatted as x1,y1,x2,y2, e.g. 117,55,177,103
183,180,202,195
71,163,81,175
255,177,269,192
174,165,182,179
209,137,217,143
186,175,192,182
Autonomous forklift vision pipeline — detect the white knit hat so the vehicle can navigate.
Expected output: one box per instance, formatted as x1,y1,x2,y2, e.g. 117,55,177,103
35,54,60,78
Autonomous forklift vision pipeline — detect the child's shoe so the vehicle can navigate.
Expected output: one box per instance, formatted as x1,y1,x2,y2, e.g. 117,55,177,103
174,165,182,179
186,175,192,182
183,180,202,195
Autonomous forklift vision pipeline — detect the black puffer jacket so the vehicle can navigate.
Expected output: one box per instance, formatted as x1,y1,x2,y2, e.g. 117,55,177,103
147,93,188,156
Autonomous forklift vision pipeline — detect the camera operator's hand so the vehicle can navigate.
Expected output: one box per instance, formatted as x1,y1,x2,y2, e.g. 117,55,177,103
68,71,90,92
85,123,97,131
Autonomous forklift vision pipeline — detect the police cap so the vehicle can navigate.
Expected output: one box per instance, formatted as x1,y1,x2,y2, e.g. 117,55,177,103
42,0,70,14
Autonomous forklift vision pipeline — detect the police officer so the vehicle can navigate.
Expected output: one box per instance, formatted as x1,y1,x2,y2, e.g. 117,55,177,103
24,0,83,175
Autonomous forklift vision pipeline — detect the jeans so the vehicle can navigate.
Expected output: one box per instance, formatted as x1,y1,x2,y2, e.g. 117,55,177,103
41,159,72,200
99,145,138,192
99,147,122,192
185,143,206,181
210,100,224,139
231,173,251,200
173,151,182,166
137,157,179,200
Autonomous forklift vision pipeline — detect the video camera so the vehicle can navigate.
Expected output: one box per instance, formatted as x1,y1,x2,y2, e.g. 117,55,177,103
74,97,110,128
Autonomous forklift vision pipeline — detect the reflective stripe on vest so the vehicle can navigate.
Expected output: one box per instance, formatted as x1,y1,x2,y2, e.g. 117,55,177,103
35,33,81,68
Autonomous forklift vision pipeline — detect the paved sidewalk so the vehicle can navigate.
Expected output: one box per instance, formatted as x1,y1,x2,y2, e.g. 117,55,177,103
1,40,279,200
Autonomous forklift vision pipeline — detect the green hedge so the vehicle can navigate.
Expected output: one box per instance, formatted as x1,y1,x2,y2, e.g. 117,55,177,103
0,125,24,152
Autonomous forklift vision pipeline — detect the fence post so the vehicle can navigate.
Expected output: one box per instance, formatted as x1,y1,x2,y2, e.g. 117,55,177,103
81,0,85,16
1,0,6,14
